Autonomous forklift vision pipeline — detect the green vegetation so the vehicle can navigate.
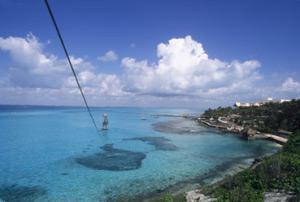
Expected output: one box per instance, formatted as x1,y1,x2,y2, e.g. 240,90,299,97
202,99,300,133
157,194,174,202
203,131,300,201
200,100,300,201
153,100,300,202
151,193,186,202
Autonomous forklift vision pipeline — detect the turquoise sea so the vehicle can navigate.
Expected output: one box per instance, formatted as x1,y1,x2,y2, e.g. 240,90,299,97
0,106,279,201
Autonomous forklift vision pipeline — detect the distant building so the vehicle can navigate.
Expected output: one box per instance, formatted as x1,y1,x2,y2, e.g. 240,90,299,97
264,98,291,104
234,98,291,108
253,102,262,107
280,99,291,103
235,102,241,107
235,102,251,107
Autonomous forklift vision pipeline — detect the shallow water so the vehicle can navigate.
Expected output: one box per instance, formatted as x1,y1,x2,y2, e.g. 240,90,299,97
0,106,279,201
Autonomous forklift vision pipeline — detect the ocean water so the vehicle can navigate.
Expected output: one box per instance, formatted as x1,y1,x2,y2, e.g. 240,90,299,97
0,106,279,201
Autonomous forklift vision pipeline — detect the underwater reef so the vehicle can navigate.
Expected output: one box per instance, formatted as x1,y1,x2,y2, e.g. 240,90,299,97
0,184,46,202
124,136,178,151
76,144,146,171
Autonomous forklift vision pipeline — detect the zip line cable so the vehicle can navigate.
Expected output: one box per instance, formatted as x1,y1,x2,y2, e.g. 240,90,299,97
44,0,100,134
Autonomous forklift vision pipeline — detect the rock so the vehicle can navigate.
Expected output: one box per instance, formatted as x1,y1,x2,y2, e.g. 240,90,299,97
264,192,296,202
247,128,257,136
253,158,262,164
242,127,257,138
186,189,216,202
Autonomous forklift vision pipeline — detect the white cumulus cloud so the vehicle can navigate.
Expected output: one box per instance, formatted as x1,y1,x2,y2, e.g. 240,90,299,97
97,50,118,62
1,34,298,107
64,70,126,96
122,35,261,97
0,34,125,99
281,77,300,92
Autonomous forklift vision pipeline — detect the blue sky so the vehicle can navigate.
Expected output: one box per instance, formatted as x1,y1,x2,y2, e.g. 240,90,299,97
0,0,299,107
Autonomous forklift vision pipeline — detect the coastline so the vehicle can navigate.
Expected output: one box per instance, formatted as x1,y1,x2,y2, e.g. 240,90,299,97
130,156,267,201
180,113,298,202
197,117,287,145
140,116,284,202
0,106,295,201
135,117,281,202
139,152,278,202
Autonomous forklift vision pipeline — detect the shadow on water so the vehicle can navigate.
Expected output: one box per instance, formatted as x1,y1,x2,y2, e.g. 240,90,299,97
0,184,46,202
123,136,179,151
75,144,146,171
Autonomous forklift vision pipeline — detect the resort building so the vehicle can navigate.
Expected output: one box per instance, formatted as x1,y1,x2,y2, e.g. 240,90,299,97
234,102,251,107
235,98,291,108
280,99,291,103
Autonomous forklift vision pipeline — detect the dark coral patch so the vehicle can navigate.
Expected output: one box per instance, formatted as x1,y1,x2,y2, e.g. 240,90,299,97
76,144,146,171
124,136,178,151
0,184,46,201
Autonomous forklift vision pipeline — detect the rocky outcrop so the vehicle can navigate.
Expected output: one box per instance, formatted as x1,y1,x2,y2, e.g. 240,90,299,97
242,127,257,139
264,192,296,202
186,190,297,202
186,189,216,202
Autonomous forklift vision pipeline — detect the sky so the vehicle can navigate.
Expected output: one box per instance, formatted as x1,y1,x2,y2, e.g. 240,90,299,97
0,0,299,107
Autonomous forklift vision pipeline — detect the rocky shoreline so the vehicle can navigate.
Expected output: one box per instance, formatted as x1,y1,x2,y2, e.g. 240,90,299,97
182,117,294,202
185,189,297,202
139,116,284,202
197,117,287,145
140,156,258,202
108,116,289,202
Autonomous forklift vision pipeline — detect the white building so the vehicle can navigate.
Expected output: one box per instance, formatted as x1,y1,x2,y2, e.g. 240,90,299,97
253,102,262,107
235,102,251,107
280,99,291,103
235,98,291,108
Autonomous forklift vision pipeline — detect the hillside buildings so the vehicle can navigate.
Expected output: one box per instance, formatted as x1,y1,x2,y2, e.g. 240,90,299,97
235,97,291,108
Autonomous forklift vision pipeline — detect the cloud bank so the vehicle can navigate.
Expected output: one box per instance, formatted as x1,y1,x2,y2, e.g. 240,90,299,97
0,34,125,105
0,34,299,107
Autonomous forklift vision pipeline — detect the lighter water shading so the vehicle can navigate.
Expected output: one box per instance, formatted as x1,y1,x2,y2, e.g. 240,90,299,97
0,106,279,201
